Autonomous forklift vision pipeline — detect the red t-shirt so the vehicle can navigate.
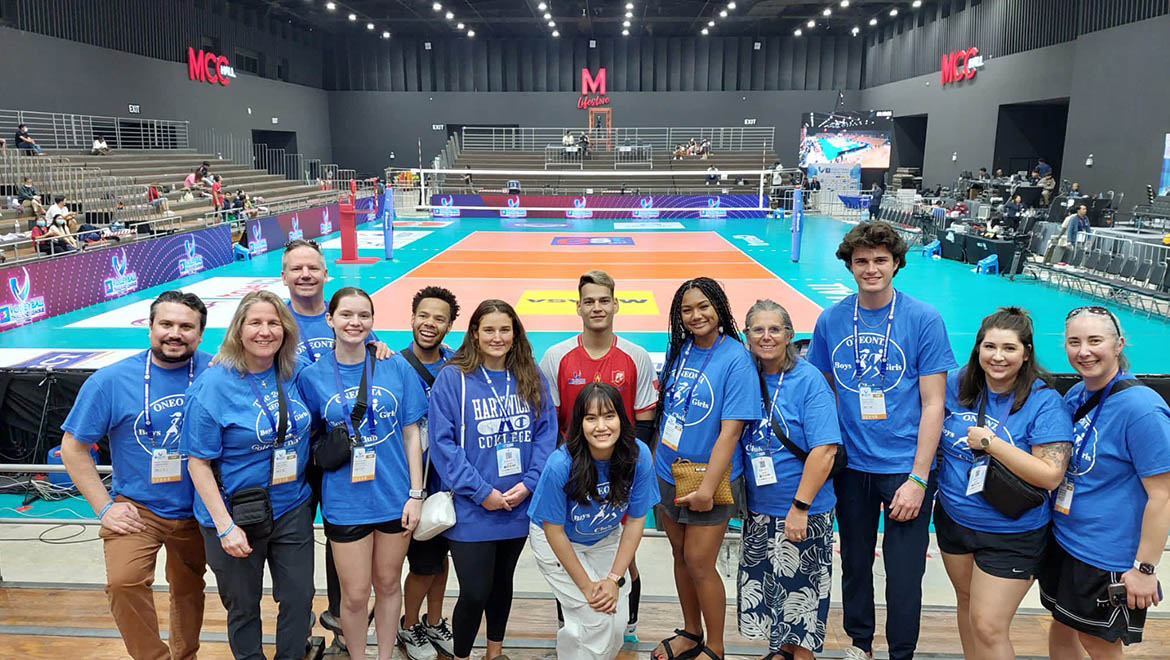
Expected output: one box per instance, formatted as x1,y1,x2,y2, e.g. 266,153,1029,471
211,181,222,206
539,335,659,435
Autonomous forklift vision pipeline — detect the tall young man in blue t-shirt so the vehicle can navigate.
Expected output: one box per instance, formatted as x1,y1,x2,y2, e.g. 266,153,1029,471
396,286,459,660
61,291,212,660
807,222,956,660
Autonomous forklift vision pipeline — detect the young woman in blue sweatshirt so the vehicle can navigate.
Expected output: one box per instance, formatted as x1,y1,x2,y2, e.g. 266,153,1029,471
428,299,557,660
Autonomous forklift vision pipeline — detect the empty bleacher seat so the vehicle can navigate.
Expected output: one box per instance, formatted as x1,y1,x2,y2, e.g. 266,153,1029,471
1105,254,1124,276
1119,256,1138,280
1071,246,1085,268
1134,259,1152,283
1148,261,1167,289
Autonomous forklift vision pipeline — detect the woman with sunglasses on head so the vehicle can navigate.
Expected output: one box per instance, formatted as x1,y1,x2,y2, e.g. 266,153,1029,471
934,307,1072,660
297,287,428,660
428,299,557,660
737,300,841,660
1041,306,1170,660
652,278,761,660
527,382,655,660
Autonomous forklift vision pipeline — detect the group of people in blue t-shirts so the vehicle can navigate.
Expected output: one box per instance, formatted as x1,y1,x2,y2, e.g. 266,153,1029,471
58,228,1170,660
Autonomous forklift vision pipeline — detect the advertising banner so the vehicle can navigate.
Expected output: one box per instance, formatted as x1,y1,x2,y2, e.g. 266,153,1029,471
0,224,232,331
429,194,767,219
244,203,341,257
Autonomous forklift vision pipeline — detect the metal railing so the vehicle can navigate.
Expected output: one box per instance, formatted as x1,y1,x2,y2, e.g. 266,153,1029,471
543,145,585,170
0,109,189,151
192,129,360,192
461,126,775,153
615,144,653,169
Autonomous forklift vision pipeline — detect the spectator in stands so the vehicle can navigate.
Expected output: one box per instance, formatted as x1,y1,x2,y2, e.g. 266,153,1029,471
978,167,990,180
91,135,112,155
673,144,686,161
1060,204,1090,247
184,169,211,198
562,131,575,147
47,194,80,248
1035,158,1052,178
809,177,822,191
706,165,719,186
698,139,711,159
147,183,175,216
17,177,45,220
15,124,45,156
0,137,6,153
462,166,473,188
1039,172,1057,206
1000,194,1023,229
210,175,223,210
994,168,1005,178
868,182,885,221
196,161,212,185
30,217,73,254
580,132,591,158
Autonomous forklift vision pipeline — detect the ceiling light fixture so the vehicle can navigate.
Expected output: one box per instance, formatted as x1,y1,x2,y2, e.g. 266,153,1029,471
538,2,547,9
625,11,633,17
823,8,831,16
719,9,727,17
432,3,441,11
728,1,736,8
869,17,878,25
708,20,715,26
348,13,356,21
912,0,922,6
552,29,560,36
457,22,464,28
366,22,374,29
325,1,335,9
701,27,709,35
626,2,634,7
807,19,815,27
445,11,454,19
467,29,475,36
543,12,551,19
548,20,556,27
622,28,630,35
889,7,898,16
840,0,849,6
382,30,391,38
623,19,630,26
794,28,802,36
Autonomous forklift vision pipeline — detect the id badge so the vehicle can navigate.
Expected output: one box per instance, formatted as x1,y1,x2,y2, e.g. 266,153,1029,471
497,443,522,477
272,448,298,485
750,452,777,486
1054,477,1075,515
351,446,376,483
859,386,887,420
151,448,182,484
966,455,988,496
661,415,684,451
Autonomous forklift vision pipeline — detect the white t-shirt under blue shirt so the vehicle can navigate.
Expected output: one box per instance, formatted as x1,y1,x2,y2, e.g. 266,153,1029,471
938,370,1072,533
180,363,313,528
739,358,842,516
298,353,428,526
654,336,760,484
807,290,956,474
61,350,212,520
1055,376,1170,572
528,440,656,545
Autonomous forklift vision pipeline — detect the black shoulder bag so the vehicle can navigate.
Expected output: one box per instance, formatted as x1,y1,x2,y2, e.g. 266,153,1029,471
314,346,374,471
759,370,848,479
218,374,290,542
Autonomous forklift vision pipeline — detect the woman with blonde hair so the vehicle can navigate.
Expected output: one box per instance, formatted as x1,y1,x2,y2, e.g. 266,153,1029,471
181,290,316,659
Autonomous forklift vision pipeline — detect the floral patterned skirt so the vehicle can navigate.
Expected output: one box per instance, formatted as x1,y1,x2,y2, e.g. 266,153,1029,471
736,509,835,653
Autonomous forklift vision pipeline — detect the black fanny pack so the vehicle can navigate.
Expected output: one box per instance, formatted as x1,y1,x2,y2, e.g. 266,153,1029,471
972,390,1046,520
229,485,274,540
313,346,374,471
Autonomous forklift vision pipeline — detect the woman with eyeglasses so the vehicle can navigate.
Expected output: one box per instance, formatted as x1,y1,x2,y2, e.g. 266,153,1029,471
737,300,841,660
934,307,1072,659
1042,306,1170,659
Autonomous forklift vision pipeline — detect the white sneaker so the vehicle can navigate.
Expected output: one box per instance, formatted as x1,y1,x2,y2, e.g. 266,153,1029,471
422,613,455,657
843,646,873,660
397,618,438,660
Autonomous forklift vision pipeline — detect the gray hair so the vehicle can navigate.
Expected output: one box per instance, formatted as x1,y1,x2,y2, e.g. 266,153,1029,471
744,299,799,372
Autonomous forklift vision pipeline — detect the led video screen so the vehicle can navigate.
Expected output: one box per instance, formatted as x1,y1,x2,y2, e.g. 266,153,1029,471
799,111,893,168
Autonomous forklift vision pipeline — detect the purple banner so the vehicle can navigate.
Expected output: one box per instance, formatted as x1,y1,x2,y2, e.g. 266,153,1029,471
0,224,233,331
429,193,767,219
244,203,341,257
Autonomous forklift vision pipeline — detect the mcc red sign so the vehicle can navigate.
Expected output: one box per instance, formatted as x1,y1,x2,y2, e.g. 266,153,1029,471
940,47,981,85
187,47,237,86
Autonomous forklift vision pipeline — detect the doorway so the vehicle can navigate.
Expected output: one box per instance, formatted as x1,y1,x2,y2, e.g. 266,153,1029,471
993,100,1069,178
891,115,928,173
251,130,298,154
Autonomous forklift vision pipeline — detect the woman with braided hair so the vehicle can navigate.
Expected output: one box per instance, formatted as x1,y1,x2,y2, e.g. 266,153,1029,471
651,277,761,660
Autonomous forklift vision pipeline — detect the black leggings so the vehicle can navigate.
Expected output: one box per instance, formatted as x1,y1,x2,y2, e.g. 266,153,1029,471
448,537,527,657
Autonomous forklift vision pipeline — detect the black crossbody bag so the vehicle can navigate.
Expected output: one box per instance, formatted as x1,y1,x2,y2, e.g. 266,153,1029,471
399,348,437,389
970,390,1047,520
758,370,848,478
314,346,374,471
217,375,291,542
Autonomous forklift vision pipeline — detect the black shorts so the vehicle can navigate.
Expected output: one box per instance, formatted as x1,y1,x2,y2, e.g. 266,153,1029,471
656,475,746,526
1038,533,1148,645
933,501,1047,580
406,534,450,576
323,518,405,543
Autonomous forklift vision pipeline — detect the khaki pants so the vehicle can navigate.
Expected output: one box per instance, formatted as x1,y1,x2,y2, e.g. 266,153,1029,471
99,496,206,660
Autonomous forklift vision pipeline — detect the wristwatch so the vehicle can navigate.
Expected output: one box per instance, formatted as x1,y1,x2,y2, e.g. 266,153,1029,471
1134,560,1156,575
792,498,811,512
979,435,992,450
409,489,426,500
606,572,626,587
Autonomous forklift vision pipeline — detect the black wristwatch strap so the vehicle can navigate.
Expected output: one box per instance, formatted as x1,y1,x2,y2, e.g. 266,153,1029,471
792,498,811,511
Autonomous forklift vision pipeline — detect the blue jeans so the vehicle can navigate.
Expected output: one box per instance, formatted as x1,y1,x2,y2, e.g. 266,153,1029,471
834,468,936,660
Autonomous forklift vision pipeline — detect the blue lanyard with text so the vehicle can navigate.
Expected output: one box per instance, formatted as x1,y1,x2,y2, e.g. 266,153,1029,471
300,335,318,363
669,336,722,420
143,357,196,446
759,370,785,452
481,367,512,410
1069,371,1121,478
330,355,376,440
978,387,1015,433
852,290,897,384
246,373,298,446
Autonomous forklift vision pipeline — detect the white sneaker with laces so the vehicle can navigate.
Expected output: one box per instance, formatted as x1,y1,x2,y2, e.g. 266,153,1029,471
422,613,455,657
397,617,438,660
843,646,873,660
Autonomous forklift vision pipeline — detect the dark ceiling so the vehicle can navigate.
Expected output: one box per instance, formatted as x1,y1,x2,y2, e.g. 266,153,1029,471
239,0,915,39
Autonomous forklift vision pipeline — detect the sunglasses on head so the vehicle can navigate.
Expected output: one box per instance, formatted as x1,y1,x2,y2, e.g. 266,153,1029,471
1066,306,1120,335
283,239,320,253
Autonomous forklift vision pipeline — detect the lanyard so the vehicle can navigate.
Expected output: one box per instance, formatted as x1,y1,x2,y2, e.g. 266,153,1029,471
481,366,512,411
300,335,318,363
1070,371,1122,476
330,355,376,440
143,357,196,446
669,336,723,420
977,387,1015,434
760,371,785,450
246,372,298,446
852,290,897,384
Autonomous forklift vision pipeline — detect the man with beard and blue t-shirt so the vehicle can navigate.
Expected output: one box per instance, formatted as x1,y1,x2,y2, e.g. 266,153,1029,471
61,291,212,660
806,221,956,660
395,286,460,660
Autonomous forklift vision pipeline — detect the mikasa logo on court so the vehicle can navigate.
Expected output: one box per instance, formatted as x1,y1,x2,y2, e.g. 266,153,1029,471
829,334,907,393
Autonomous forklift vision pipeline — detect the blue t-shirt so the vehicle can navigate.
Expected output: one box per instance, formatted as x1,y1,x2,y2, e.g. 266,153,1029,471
739,359,841,516
298,353,428,525
938,370,1072,533
180,364,313,528
428,366,558,542
528,440,656,545
394,343,455,492
1054,376,1170,572
654,337,760,483
807,291,956,473
62,350,212,520
287,302,380,369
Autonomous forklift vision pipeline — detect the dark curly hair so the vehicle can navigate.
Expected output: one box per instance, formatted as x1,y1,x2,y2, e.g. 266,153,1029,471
411,285,460,321
835,220,908,274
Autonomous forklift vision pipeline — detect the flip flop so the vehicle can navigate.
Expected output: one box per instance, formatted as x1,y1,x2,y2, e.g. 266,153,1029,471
651,628,704,660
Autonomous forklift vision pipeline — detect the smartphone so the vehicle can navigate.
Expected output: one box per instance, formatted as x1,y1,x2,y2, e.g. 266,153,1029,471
1107,582,1127,608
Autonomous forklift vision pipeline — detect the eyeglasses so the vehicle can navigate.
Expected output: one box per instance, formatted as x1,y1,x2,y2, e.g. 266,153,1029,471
1066,306,1121,335
283,239,320,253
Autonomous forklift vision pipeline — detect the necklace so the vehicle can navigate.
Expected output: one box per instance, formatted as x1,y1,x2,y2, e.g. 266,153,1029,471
856,305,893,329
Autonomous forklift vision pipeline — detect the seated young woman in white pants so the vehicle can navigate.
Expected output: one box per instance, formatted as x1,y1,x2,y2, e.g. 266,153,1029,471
528,382,655,660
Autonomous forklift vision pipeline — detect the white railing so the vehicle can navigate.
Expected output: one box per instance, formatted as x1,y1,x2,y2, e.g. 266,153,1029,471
615,144,653,169
0,109,189,150
544,144,585,170
461,126,775,153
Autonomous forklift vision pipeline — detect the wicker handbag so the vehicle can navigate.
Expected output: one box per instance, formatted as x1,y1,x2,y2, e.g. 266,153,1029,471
671,458,734,505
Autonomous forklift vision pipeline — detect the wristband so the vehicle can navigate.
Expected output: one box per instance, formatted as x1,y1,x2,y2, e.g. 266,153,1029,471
907,473,928,490
97,501,114,519
216,522,236,539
